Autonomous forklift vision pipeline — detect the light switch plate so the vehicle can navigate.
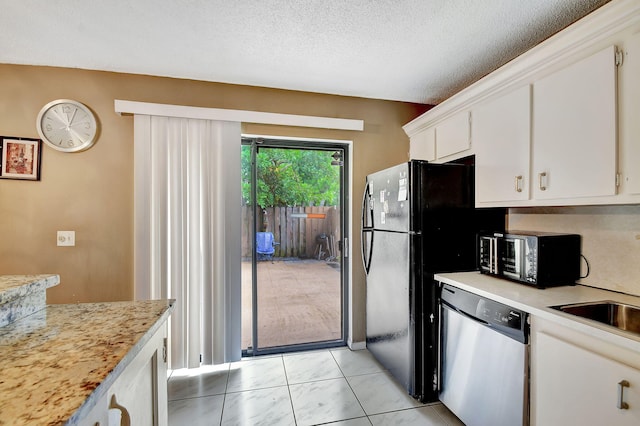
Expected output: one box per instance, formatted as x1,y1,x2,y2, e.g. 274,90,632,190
57,231,75,247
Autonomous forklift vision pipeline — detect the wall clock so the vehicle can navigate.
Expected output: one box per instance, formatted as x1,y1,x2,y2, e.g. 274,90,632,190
36,99,98,152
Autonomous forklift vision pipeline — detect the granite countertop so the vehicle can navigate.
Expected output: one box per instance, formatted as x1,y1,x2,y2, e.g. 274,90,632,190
0,275,59,304
435,271,640,352
0,299,174,425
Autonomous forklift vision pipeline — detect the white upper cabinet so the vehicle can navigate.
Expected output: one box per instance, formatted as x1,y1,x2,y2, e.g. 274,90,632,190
619,32,640,195
409,126,435,161
532,45,618,200
408,112,470,162
474,86,531,203
476,46,618,206
435,111,470,159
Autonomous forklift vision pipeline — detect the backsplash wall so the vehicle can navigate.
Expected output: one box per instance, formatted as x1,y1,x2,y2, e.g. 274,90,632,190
508,205,640,297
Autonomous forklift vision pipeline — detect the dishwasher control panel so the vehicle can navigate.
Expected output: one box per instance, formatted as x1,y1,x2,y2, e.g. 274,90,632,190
440,283,529,343
477,299,523,329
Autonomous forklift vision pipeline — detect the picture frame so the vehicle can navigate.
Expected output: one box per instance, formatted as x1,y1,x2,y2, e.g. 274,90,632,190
0,137,42,181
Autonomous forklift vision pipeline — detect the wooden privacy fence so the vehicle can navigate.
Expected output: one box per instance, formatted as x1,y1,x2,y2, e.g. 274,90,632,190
241,206,341,259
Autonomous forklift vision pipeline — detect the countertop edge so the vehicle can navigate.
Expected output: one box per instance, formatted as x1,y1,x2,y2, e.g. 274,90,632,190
435,272,640,352
65,299,175,424
0,274,60,304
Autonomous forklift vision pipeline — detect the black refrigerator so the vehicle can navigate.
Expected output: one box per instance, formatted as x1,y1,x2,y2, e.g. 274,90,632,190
361,160,504,402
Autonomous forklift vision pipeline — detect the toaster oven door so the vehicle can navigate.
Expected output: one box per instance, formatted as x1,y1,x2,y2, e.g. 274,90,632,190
501,237,523,280
479,236,498,274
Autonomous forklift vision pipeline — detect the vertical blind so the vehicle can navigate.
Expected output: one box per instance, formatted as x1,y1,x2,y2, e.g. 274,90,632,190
134,115,241,369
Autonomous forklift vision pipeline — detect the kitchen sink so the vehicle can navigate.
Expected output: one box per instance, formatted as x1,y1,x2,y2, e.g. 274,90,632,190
551,301,640,336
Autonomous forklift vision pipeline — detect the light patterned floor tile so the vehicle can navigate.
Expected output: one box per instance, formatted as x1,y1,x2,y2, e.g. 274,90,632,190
369,406,448,426
283,350,343,384
432,403,465,425
347,371,424,415
330,348,385,376
226,355,287,392
168,364,230,400
325,417,373,426
168,394,224,426
289,377,366,426
221,386,295,425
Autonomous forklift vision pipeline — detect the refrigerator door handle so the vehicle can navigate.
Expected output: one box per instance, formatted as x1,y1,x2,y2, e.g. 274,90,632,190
361,181,374,230
361,229,374,275
361,180,374,275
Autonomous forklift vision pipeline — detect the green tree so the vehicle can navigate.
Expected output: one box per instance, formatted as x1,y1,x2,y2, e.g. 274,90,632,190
242,147,339,207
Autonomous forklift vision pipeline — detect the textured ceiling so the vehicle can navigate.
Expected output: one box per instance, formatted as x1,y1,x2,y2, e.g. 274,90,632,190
0,0,610,104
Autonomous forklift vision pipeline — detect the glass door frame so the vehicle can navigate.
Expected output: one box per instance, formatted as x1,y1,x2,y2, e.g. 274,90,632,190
242,135,350,356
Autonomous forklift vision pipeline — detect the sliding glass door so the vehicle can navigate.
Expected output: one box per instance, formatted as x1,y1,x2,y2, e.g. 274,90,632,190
241,137,348,355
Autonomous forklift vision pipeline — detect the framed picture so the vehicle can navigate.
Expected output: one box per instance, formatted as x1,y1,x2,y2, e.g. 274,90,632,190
0,137,42,180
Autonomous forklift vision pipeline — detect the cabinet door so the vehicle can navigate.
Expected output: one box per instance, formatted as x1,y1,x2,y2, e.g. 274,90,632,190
78,394,109,426
535,332,640,425
532,46,617,200
436,111,470,159
474,86,531,204
108,325,168,426
619,33,640,194
410,127,435,161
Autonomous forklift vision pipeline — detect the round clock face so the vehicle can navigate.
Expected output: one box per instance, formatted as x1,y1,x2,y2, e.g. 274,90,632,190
36,99,98,152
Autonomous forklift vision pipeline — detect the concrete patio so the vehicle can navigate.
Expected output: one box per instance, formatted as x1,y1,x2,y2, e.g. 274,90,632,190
241,259,342,349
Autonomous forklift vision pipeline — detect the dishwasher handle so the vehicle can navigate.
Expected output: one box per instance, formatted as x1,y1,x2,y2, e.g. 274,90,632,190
441,301,489,326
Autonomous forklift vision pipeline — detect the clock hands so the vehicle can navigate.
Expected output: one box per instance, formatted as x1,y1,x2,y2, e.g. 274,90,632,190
68,107,78,126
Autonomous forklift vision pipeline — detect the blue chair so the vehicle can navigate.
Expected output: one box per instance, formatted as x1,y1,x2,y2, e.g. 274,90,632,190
256,232,278,261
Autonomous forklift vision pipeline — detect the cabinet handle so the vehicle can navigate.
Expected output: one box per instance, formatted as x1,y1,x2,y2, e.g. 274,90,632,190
538,172,547,191
163,337,168,363
617,380,630,410
515,175,523,193
109,394,131,426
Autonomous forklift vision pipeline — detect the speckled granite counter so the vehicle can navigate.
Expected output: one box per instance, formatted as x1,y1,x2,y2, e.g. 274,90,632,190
0,275,60,327
435,271,640,352
0,298,174,425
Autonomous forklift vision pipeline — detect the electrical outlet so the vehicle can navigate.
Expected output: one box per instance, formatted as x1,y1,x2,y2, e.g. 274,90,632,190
57,231,75,247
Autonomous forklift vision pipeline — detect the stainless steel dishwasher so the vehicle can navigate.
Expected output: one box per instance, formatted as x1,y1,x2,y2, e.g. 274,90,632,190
438,283,529,426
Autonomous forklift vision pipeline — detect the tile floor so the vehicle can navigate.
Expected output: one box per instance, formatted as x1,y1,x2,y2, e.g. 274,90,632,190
168,347,464,425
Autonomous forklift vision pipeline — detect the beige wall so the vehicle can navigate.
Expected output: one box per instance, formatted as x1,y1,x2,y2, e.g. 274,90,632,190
509,205,640,297
0,64,429,343
7,64,636,346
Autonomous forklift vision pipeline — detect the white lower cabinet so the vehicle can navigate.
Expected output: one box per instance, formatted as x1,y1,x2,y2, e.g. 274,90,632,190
534,331,640,426
80,393,109,426
79,324,168,426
